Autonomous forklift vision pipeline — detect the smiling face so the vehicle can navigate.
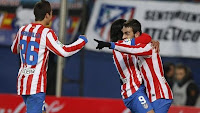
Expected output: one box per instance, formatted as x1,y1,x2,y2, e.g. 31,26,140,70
121,26,134,40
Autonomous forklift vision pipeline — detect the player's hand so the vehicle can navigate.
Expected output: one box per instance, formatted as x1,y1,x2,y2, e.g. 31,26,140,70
94,39,111,50
151,40,160,53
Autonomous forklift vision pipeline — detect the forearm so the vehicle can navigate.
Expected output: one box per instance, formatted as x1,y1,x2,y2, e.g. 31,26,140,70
110,42,152,56
47,35,87,57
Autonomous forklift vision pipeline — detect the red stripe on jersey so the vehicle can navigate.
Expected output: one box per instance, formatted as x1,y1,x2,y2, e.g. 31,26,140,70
20,26,27,40
23,25,35,94
122,84,128,99
46,37,64,57
145,58,161,99
31,25,45,69
20,75,25,95
49,30,85,53
166,82,173,99
156,54,166,98
115,43,152,56
128,55,140,88
24,25,34,66
141,66,152,102
115,43,146,48
43,51,48,92
121,53,135,94
113,51,126,79
121,53,132,78
36,48,48,93
26,74,33,95
12,33,19,54
63,41,86,52
113,51,128,98
20,26,27,68
134,50,152,56
157,54,164,77
157,54,173,99
49,30,57,40
159,83,165,99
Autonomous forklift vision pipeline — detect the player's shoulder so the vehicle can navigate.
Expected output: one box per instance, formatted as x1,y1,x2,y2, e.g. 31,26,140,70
46,28,55,33
19,25,26,31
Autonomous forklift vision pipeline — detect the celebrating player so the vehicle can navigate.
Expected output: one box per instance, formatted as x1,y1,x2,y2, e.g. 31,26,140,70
95,19,155,113
11,0,87,112
95,19,173,113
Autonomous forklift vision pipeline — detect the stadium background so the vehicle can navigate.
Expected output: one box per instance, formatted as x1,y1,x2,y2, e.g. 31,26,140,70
0,0,200,112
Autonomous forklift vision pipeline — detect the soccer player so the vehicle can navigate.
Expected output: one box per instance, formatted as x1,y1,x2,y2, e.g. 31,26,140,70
11,0,88,112
95,19,173,113
95,19,154,113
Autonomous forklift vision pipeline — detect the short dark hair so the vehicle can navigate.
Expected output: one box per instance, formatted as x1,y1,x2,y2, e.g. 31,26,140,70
110,19,126,42
164,62,175,74
175,63,192,80
123,19,142,34
175,64,187,74
34,0,51,21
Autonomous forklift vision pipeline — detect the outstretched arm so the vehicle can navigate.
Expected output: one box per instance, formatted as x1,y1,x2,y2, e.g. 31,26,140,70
46,30,87,57
111,42,152,56
94,39,152,56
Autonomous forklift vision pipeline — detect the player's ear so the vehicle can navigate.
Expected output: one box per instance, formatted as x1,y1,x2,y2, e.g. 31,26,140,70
45,13,50,19
135,31,140,38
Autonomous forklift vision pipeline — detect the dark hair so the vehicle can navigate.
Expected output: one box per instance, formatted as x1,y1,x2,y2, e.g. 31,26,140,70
110,19,126,42
123,19,142,34
34,0,51,21
175,64,187,74
164,62,175,74
175,63,193,82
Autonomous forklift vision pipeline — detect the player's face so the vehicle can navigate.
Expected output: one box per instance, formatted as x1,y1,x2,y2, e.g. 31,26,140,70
168,65,175,77
122,26,134,40
175,68,185,81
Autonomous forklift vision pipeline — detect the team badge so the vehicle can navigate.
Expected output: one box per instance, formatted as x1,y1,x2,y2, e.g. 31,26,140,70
142,103,149,109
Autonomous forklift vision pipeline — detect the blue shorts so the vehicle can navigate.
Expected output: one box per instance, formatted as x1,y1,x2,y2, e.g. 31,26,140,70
22,92,46,113
123,85,153,113
152,99,173,113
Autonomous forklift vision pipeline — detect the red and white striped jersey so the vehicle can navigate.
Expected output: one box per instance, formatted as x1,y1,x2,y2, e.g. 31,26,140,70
11,23,87,95
113,40,142,99
112,39,173,102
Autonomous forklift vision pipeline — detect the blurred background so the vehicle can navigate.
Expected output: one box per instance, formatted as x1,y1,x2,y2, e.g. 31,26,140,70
1,0,200,112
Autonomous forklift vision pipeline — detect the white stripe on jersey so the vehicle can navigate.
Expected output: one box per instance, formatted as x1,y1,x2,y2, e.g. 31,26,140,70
139,57,156,101
30,27,49,94
152,50,169,98
41,75,44,92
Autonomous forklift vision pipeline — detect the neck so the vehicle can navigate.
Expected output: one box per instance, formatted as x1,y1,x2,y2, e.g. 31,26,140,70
34,20,46,26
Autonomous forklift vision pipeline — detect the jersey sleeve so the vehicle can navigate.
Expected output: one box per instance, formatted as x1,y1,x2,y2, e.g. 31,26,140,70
110,42,152,56
46,30,88,57
135,33,152,44
11,28,21,54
